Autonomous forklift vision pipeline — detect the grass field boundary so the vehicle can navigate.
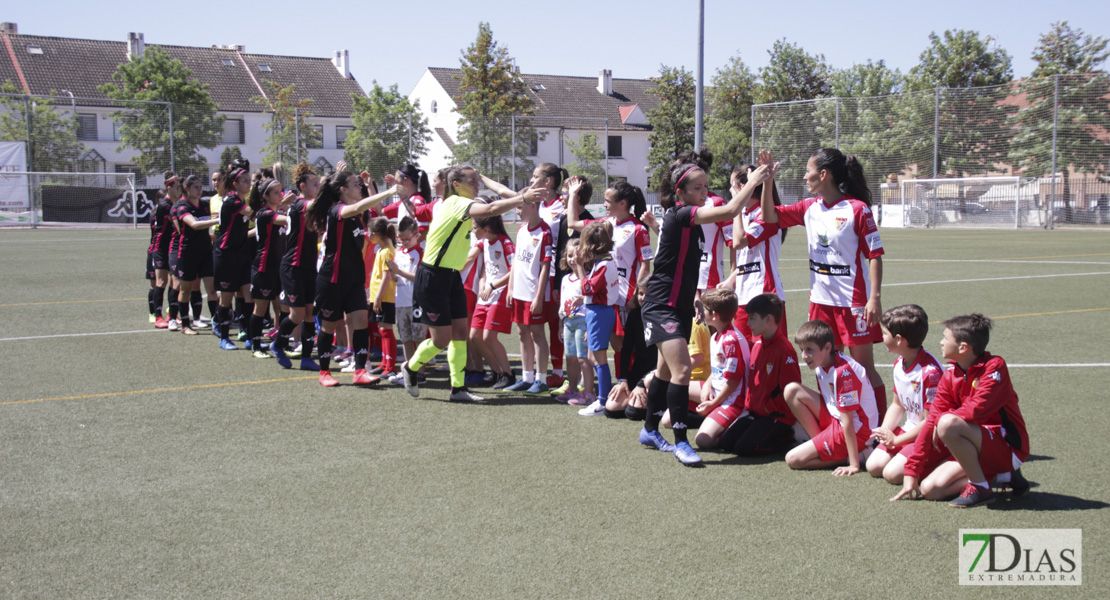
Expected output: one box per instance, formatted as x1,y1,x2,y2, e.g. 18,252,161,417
1,374,320,407
785,271,1110,293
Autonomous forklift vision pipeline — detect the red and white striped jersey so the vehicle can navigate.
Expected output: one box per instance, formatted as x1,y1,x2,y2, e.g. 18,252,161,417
478,234,514,306
698,193,733,290
583,216,653,307
582,255,620,306
815,352,879,436
734,204,784,304
511,221,554,302
710,325,750,408
892,349,943,430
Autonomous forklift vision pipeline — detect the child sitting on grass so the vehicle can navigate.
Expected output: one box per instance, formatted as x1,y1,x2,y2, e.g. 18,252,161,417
892,313,1030,507
784,319,879,476
866,304,943,484
689,289,751,450
718,293,801,456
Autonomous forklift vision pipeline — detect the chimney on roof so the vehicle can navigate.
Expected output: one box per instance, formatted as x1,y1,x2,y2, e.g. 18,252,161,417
333,49,350,78
598,69,613,96
219,44,245,52
0,22,17,35
127,32,145,61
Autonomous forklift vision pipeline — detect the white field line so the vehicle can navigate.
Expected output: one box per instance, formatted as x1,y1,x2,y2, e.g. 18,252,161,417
0,329,162,342
876,363,1109,368
780,258,1110,266
0,237,146,243
785,271,1110,294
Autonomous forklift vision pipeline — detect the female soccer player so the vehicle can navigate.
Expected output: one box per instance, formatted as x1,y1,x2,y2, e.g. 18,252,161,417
212,166,254,350
398,166,540,402
170,175,219,335
271,163,321,371
638,159,770,466
147,173,182,328
246,177,294,358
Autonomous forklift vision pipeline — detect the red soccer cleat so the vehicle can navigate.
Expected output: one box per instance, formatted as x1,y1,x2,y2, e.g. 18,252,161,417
319,370,339,387
154,316,168,329
546,373,564,388
352,369,380,386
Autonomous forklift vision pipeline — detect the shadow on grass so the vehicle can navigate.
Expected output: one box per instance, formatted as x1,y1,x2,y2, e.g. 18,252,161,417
991,486,1108,512
700,451,788,467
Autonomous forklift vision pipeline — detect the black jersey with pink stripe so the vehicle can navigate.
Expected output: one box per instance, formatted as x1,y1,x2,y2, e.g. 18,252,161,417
148,197,174,254
214,192,248,254
281,198,318,269
171,199,210,257
318,203,366,285
253,208,282,274
644,203,702,314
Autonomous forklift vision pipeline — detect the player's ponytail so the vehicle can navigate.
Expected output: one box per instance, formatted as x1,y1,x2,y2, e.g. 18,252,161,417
609,180,645,219
536,163,567,192
369,216,397,247
812,148,872,207
305,171,352,233
399,163,432,202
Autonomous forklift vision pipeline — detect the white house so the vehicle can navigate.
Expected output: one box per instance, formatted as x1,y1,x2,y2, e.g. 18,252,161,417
0,23,365,186
409,67,658,190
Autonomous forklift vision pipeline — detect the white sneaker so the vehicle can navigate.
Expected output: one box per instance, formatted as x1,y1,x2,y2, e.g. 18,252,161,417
340,362,357,373
449,387,485,403
193,316,211,328
167,319,181,331
578,399,605,417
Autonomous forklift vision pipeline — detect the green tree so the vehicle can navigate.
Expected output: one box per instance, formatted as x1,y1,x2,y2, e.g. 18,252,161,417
562,132,606,185
757,39,830,104
646,65,695,188
1009,22,1110,223
251,80,321,168
705,54,758,189
99,45,223,176
830,60,904,97
219,145,243,169
451,22,535,187
904,30,1016,177
343,81,432,178
0,81,85,172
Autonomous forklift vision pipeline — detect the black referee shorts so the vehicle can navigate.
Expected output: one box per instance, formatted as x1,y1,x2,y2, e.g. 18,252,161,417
412,262,467,327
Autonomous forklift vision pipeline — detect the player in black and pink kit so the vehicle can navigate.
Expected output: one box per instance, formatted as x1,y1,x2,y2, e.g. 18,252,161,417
304,171,401,388
637,158,771,466
212,166,254,350
170,175,219,335
271,162,321,371
247,177,295,360
147,173,181,329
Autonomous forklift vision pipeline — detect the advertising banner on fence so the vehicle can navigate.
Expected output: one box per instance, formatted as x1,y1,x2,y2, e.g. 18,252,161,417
0,141,30,211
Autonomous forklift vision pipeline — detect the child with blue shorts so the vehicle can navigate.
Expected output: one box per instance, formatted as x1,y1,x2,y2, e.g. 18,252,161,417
557,239,594,404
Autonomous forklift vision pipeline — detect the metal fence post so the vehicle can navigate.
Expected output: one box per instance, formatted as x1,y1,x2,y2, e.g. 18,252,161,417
511,115,516,189
131,175,137,229
933,88,940,179
1050,74,1059,230
750,104,756,164
294,107,300,163
24,95,33,171
167,102,175,174
604,118,609,185
835,97,840,149
29,174,37,229
407,110,413,163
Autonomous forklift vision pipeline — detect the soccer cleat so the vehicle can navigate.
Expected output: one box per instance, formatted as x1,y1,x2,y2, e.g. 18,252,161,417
244,339,253,351
493,372,515,390
556,389,580,404
149,313,157,324
368,348,383,361
400,362,419,397
639,427,676,452
299,358,320,372
480,371,498,387
504,379,532,392
318,370,339,387
449,387,485,403
193,317,211,328
950,483,995,508
465,370,487,386
673,441,703,466
154,316,168,329
287,344,303,359
236,331,248,342
252,349,272,359
340,362,357,373
1009,469,1030,498
568,392,595,407
524,381,550,395
368,365,384,376
271,343,292,369
265,328,278,339
577,399,606,417
181,325,199,336
352,369,380,385
550,379,572,396
167,319,180,331
388,373,405,385
546,373,564,388
218,338,238,351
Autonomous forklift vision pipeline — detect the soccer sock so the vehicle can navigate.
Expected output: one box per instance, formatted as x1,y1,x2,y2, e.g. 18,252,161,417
595,364,612,403
995,472,1012,484
317,331,334,372
235,298,246,325
301,320,316,358
644,377,668,432
352,328,369,370
250,314,264,351
241,302,255,331
409,338,441,371
191,291,203,321
152,286,165,317
970,480,989,489
275,316,296,350
178,300,191,327
207,299,219,320
874,384,888,423
217,305,232,339
448,339,467,388
368,322,381,352
667,382,691,444
380,328,397,371
167,288,179,319
147,288,156,315
549,320,564,372
523,370,535,383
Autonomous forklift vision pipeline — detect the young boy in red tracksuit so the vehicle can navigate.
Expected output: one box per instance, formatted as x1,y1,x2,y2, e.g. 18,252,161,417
892,313,1030,508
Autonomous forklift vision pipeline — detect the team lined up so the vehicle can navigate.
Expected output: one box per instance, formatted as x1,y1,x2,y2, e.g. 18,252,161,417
143,147,1030,506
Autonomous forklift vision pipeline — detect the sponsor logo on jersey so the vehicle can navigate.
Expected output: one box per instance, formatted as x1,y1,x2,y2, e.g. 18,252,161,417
838,390,860,407
738,261,762,275
427,312,440,322
839,375,855,391
809,260,851,277
866,232,883,251
989,371,1001,382
786,356,796,365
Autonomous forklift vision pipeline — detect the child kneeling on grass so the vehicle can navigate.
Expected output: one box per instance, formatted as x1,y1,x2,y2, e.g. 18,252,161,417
892,313,1030,508
866,304,943,484
785,319,879,476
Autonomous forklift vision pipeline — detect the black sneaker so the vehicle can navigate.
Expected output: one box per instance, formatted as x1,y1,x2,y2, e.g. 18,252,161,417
368,366,384,375
493,372,514,390
950,483,995,508
1009,469,1030,498
480,371,499,387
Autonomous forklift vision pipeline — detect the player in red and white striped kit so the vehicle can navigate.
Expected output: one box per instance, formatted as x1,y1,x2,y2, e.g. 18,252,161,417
761,148,888,422
469,215,516,389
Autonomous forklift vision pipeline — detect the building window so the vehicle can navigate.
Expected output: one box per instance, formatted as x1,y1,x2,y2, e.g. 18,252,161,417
431,100,437,114
222,119,245,144
313,157,333,174
336,126,354,149
115,164,146,187
258,64,272,72
306,125,323,149
528,132,538,157
607,135,622,158
221,59,234,67
76,113,97,141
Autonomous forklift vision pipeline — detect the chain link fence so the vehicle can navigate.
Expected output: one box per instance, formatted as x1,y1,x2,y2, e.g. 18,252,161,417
752,73,1110,228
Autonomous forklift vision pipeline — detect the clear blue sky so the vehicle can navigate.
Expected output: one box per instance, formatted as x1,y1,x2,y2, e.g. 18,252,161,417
5,0,1109,94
